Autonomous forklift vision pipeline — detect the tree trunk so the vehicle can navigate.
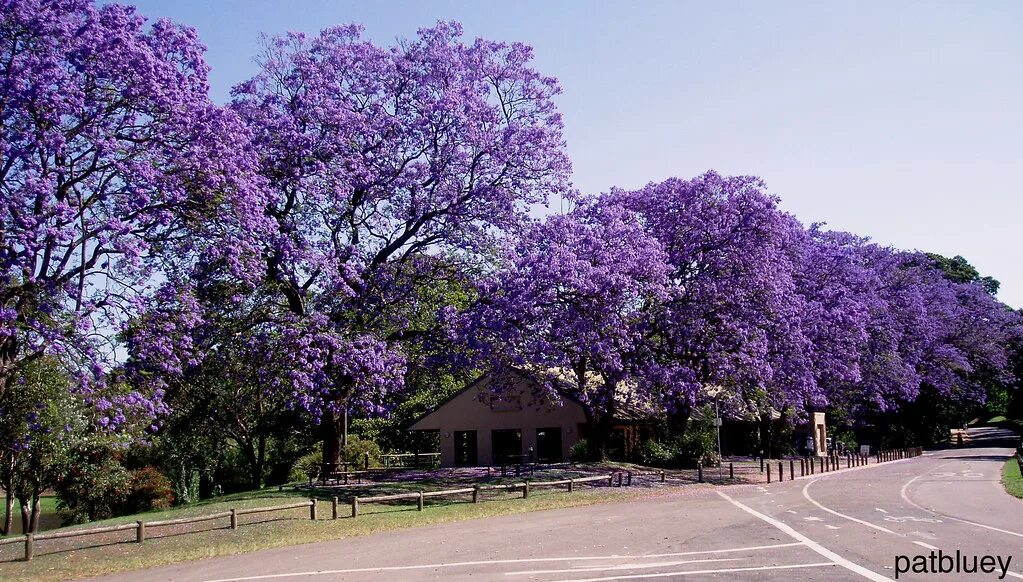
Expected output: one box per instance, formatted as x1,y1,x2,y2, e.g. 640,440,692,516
18,495,29,535
2,486,12,536
255,433,267,490
321,409,341,476
759,413,773,459
29,492,40,533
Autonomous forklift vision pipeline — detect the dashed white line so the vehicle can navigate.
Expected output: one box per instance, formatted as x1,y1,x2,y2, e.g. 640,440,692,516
503,557,740,575
548,562,838,582
912,541,938,550
715,490,892,581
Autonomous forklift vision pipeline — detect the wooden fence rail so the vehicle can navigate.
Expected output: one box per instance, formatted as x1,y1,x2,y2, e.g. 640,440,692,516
349,473,622,518
5,499,316,562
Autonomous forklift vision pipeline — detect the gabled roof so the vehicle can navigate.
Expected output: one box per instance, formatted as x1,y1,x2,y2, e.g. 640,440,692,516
407,366,659,430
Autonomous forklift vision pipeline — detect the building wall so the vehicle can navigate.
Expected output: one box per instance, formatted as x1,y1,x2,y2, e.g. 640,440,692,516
410,370,588,467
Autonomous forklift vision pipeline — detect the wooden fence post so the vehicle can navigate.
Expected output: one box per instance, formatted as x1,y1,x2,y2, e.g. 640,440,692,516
626,471,632,486
310,498,317,520
568,479,574,493
607,473,614,487
24,533,33,562
766,464,771,483
616,472,623,487
473,485,480,503
729,463,734,479
523,481,530,499
660,470,666,482
351,497,359,518
698,465,704,483
231,508,238,529
789,460,794,480
332,497,338,520
136,520,145,544
418,491,425,511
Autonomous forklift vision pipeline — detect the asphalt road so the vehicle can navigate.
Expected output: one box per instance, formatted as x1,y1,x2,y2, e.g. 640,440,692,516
92,427,1023,582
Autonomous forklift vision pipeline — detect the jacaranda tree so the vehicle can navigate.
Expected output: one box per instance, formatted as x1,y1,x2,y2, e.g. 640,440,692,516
0,0,267,428
225,21,572,468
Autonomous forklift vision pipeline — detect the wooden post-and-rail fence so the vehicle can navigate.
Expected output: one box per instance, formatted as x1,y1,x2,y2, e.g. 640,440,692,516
2,471,632,562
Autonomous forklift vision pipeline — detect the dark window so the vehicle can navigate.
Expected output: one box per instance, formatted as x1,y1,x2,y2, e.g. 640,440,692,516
454,431,478,467
492,429,523,465
536,427,563,462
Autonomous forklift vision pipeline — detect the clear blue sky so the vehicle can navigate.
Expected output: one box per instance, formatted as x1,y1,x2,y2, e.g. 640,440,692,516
124,0,1023,308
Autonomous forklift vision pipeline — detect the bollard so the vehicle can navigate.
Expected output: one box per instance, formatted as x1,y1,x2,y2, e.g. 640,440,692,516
310,498,318,520
418,491,425,510
800,458,805,476
24,533,33,562
819,457,824,473
698,464,704,483
790,460,795,481
729,462,734,479
779,462,784,481
332,497,339,520
660,470,666,483
137,520,145,544
523,481,530,499
568,479,574,493
351,497,359,518
231,508,238,529
760,456,764,472
473,485,480,502
767,464,772,483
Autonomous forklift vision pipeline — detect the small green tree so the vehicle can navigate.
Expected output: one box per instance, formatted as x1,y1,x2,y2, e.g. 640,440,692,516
0,358,86,534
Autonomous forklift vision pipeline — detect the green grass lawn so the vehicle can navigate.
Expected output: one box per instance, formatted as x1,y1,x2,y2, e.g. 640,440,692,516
1002,458,1023,500
0,481,668,582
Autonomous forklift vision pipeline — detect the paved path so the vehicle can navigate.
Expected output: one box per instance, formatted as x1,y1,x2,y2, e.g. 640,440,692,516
93,428,1023,581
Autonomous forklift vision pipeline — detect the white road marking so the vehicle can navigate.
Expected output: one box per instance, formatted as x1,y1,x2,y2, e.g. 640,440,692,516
503,557,740,575
912,541,938,550
875,508,888,514
802,480,900,535
200,543,805,582
1004,571,1023,580
901,474,1023,538
549,562,838,582
804,516,823,521
715,491,892,581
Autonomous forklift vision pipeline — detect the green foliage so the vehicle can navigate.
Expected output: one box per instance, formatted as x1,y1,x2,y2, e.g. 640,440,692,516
926,253,1000,295
569,438,590,462
56,448,132,525
635,439,675,466
340,435,382,468
288,450,322,483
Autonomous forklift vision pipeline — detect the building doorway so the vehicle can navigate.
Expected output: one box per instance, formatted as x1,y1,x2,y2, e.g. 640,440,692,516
492,429,522,465
454,430,478,466
536,427,562,462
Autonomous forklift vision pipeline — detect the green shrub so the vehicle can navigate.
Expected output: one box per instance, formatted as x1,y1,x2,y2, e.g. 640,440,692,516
636,439,675,467
286,436,384,482
56,451,131,525
570,438,590,462
288,450,322,483
341,435,382,468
